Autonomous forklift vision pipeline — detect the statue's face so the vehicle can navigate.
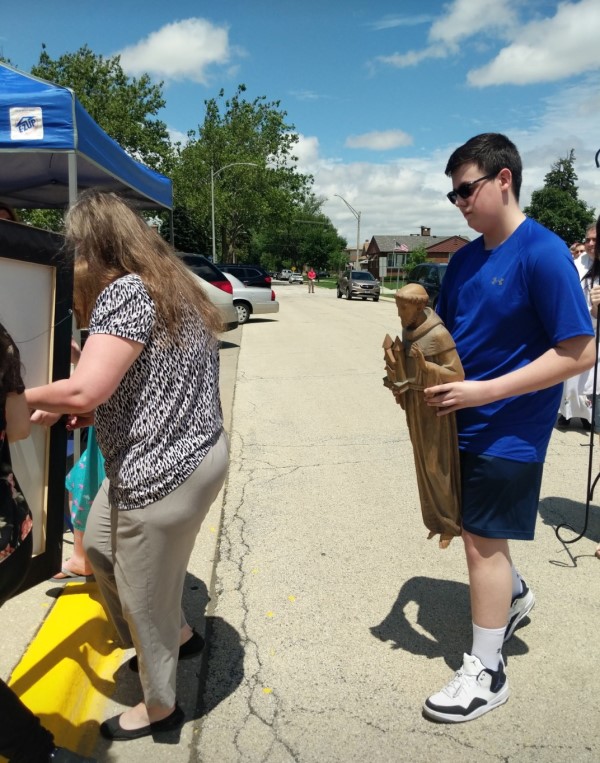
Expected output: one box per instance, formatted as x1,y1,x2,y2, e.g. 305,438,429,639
396,299,422,327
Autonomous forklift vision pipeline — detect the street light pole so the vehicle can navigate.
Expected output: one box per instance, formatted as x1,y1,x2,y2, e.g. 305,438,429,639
334,194,361,270
211,162,259,261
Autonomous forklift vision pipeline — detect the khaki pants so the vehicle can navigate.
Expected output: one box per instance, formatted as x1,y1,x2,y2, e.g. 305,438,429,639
84,431,229,708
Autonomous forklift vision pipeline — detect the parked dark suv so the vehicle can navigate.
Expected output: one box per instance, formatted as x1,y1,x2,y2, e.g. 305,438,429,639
406,263,448,308
217,263,272,288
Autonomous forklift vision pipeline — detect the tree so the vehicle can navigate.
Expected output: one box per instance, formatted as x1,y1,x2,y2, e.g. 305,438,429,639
405,246,428,273
247,195,346,271
524,150,595,244
172,85,315,261
31,45,173,173
160,205,209,254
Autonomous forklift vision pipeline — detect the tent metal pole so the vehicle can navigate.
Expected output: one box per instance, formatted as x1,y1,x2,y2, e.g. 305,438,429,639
67,151,81,463
170,209,174,246
67,152,78,208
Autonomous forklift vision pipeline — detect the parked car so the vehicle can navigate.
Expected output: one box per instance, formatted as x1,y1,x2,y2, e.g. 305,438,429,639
289,272,304,284
406,262,448,308
316,270,330,279
223,272,279,325
277,269,292,281
216,263,272,288
176,253,238,331
336,270,380,301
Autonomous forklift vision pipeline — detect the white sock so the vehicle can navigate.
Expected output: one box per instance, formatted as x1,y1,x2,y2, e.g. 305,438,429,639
471,623,504,671
511,565,523,598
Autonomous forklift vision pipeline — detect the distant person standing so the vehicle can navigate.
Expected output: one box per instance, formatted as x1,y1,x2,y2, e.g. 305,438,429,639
570,242,585,260
307,267,316,293
575,225,596,278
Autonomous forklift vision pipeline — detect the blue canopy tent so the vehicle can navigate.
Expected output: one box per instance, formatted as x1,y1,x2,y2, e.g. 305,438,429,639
0,61,172,212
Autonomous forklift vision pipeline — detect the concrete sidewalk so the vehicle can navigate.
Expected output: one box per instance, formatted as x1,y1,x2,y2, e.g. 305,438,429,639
3,284,600,762
196,285,600,763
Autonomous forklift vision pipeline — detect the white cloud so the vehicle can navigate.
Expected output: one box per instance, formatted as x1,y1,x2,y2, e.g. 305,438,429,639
167,126,190,146
293,134,321,166
376,0,516,69
468,0,600,86
290,90,323,101
370,14,434,31
346,130,413,151
295,75,600,247
377,47,445,68
118,18,233,83
375,0,600,88
428,0,517,48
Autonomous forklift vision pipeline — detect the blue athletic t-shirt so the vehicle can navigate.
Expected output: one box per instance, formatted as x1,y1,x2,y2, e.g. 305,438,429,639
437,216,593,462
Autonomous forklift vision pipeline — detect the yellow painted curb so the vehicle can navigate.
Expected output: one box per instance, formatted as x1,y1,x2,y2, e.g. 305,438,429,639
7,581,123,757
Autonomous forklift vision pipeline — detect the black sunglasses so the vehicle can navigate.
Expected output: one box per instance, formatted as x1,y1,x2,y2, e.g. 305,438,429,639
447,173,496,204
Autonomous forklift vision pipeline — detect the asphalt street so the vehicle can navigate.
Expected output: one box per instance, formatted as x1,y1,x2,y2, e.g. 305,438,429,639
2,281,600,762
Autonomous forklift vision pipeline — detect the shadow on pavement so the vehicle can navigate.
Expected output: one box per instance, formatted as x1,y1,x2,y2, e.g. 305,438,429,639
198,615,244,718
538,495,600,543
370,575,530,670
538,496,600,567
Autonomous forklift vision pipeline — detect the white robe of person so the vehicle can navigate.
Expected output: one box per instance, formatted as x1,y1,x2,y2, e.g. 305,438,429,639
558,269,596,422
582,276,600,415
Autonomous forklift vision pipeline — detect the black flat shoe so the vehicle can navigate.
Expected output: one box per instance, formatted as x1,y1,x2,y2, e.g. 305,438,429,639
128,630,205,673
99,703,184,741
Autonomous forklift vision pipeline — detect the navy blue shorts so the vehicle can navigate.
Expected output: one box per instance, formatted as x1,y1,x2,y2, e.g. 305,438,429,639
460,451,544,540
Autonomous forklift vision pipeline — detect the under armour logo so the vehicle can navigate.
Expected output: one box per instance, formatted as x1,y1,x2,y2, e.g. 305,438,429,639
492,277,504,286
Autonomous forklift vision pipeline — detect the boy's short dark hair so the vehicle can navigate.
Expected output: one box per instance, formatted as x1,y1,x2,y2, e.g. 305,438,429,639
445,133,522,202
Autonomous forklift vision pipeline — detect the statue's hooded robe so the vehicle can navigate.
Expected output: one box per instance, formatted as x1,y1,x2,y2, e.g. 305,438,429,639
388,307,464,547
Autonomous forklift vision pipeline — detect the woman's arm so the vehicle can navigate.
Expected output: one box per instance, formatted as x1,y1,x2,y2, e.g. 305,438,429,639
25,333,144,414
5,392,31,442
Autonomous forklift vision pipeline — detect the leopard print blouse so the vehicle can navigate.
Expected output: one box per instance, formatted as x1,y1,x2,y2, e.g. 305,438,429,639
88,274,223,510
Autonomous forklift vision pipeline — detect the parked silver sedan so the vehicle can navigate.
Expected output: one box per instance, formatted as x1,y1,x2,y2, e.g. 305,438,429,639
223,272,280,325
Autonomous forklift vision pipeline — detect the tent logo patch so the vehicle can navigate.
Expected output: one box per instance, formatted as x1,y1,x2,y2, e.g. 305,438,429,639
10,107,43,140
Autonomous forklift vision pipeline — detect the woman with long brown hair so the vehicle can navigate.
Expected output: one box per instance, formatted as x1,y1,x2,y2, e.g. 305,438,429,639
26,189,229,741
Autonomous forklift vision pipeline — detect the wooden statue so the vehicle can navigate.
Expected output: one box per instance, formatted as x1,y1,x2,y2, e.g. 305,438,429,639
383,283,464,548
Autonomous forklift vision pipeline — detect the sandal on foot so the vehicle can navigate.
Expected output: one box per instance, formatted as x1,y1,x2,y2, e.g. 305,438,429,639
50,568,95,583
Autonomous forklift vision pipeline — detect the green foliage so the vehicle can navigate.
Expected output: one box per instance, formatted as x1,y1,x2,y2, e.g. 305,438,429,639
247,196,346,271
31,44,174,173
524,150,595,243
19,209,64,232
160,206,209,254
405,246,428,272
542,149,579,196
329,249,349,273
172,84,320,263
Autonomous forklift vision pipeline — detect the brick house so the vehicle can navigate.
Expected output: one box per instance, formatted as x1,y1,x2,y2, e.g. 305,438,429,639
364,226,469,277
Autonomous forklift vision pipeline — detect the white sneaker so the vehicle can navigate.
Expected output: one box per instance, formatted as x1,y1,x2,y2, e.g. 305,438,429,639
504,579,535,642
423,653,510,723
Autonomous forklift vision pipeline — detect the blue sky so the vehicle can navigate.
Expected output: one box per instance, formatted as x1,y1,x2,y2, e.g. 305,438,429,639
2,0,600,245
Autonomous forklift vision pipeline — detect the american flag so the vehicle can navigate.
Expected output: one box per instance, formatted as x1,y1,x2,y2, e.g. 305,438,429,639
394,240,409,252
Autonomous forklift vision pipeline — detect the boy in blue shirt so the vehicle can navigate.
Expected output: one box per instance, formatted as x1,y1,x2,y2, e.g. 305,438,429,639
423,133,595,722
